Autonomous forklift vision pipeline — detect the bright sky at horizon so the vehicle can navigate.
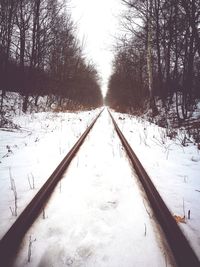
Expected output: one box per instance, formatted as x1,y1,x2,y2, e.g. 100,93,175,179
70,0,124,96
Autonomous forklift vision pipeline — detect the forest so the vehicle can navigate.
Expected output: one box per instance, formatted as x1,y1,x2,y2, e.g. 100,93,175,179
106,0,200,124
0,0,103,114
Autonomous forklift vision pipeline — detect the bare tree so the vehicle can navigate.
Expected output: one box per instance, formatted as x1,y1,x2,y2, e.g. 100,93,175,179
107,0,200,122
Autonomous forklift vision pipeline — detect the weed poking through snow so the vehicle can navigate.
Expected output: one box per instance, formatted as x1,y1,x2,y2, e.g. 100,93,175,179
144,223,147,236
27,172,35,190
27,235,36,263
9,167,18,216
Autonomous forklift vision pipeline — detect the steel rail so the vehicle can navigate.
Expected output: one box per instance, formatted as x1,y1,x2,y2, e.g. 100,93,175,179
0,108,104,267
108,109,200,267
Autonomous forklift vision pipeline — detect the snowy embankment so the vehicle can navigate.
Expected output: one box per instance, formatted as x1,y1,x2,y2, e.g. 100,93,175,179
0,105,199,265
0,109,100,239
112,110,200,260
14,110,175,267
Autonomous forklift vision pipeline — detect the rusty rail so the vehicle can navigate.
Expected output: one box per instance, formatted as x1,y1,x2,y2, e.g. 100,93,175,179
108,109,199,267
0,109,103,267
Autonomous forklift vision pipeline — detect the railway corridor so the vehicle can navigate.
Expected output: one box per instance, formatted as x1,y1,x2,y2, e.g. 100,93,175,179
13,110,175,267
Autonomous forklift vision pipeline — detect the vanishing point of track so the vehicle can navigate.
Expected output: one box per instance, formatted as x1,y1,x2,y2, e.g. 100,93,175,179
0,108,199,267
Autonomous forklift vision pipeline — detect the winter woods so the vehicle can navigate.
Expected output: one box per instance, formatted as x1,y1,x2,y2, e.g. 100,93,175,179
0,0,102,113
106,0,200,121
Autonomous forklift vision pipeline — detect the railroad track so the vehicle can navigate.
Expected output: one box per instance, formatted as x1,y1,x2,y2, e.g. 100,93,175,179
108,110,200,267
0,109,104,267
0,108,199,267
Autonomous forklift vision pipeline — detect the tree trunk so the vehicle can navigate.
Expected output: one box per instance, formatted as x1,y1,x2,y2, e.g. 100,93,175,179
0,0,16,111
147,0,158,115
154,0,163,99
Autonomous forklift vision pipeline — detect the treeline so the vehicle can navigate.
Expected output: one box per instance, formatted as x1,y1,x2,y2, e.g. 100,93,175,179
106,0,200,120
0,0,102,113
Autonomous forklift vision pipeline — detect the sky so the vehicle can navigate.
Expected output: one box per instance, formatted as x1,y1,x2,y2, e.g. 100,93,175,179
70,0,124,96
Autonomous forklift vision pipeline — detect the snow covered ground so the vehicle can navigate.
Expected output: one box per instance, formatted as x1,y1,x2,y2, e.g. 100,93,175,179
14,110,175,267
112,110,200,260
0,109,100,239
0,106,199,266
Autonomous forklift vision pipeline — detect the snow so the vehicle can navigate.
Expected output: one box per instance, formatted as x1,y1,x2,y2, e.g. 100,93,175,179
112,110,200,260
0,106,199,266
0,109,100,238
13,110,175,267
